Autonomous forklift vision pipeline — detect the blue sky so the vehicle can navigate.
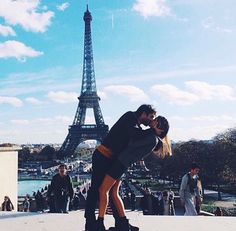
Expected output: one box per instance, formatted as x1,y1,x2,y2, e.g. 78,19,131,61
0,0,236,144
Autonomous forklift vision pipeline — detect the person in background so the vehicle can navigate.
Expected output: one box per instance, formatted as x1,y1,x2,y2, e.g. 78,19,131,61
140,188,155,215
23,195,30,212
47,184,55,213
47,164,74,213
162,191,170,215
1,196,14,211
179,163,201,216
153,191,163,215
130,191,136,211
214,207,223,216
168,189,175,215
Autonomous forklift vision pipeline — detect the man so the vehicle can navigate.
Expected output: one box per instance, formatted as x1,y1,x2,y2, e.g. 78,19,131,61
47,164,74,213
23,195,30,212
179,163,202,216
85,104,156,231
140,188,155,215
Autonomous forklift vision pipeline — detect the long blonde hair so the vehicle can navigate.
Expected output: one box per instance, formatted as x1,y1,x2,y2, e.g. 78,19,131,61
152,136,172,158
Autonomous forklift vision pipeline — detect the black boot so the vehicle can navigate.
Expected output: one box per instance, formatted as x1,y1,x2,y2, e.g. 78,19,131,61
85,216,96,231
95,217,107,231
129,223,139,231
115,217,139,231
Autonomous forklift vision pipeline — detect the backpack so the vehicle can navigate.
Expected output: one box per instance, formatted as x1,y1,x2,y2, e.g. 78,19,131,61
187,173,198,194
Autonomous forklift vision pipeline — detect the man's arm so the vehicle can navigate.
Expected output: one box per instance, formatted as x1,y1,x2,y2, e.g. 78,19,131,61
195,179,203,203
47,176,55,197
128,127,154,140
68,176,74,199
179,175,188,204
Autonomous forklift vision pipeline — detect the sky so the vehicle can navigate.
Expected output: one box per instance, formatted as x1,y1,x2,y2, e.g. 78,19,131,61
0,0,236,144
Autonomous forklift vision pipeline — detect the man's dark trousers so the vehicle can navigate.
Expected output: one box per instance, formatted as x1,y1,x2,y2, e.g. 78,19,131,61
54,196,69,213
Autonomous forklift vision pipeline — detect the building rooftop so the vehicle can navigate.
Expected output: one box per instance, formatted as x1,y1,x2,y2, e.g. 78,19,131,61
0,210,235,231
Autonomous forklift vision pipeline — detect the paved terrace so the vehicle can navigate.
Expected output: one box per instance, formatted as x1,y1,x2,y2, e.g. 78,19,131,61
0,210,236,231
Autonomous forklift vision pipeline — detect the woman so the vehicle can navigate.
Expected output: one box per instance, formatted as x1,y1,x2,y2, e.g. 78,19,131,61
97,116,171,231
1,196,14,211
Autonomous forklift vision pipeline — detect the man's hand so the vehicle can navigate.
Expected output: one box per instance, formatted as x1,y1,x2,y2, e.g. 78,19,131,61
149,118,158,128
149,117,164,136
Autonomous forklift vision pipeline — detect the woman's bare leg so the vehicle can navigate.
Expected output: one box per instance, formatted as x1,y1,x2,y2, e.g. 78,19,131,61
98,174,117,218
110,180,125,217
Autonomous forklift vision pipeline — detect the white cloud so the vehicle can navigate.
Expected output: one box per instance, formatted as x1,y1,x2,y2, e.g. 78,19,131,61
103,85,149,102
169,115,235,141
191,115,235,122
0,40,43,61
0,0,54,33
150,84,199,105
185,81,236,101
57,2,70,11
202,17,233,34
10,115,73,126
0,24,16,36
54,115,72,124
47,91,78,103
0,96,23,107
25,97,42,105
11,119,30,125
170,115,235,123
132,0,171,18
151,82,236,106
97,91,107,100
34,116,72,125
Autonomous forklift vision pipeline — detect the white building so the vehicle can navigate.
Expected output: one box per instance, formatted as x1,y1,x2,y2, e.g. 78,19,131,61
0,146,21,211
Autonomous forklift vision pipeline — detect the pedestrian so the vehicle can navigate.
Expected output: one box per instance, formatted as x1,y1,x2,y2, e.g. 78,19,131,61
179,163,202,216
130,191,136,211
140,188,155,215
35,191,44,212
168,189,175,215
46,184,55,213
84,104,157,231
23,195,30,212
214,207,223,216
1,196,14,211
162,191,172,215
47,164,74,213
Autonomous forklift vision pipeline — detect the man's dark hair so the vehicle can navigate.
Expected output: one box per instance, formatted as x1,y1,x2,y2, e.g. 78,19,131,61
190,162,200,170
135,104,156,116
59,164,67,169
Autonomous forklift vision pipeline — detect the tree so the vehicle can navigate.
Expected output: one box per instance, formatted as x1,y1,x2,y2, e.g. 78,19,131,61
39,145,55,161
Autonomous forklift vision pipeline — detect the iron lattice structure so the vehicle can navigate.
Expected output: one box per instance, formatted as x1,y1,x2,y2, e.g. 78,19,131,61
59,6,109,157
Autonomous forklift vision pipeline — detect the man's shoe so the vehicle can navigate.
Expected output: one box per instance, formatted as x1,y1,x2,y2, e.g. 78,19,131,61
85,218,96,231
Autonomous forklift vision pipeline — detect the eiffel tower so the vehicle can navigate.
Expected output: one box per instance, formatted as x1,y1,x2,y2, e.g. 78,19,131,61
59,5,109,157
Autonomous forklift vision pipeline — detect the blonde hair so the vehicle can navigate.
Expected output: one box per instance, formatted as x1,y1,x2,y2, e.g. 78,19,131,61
152,136,172,158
